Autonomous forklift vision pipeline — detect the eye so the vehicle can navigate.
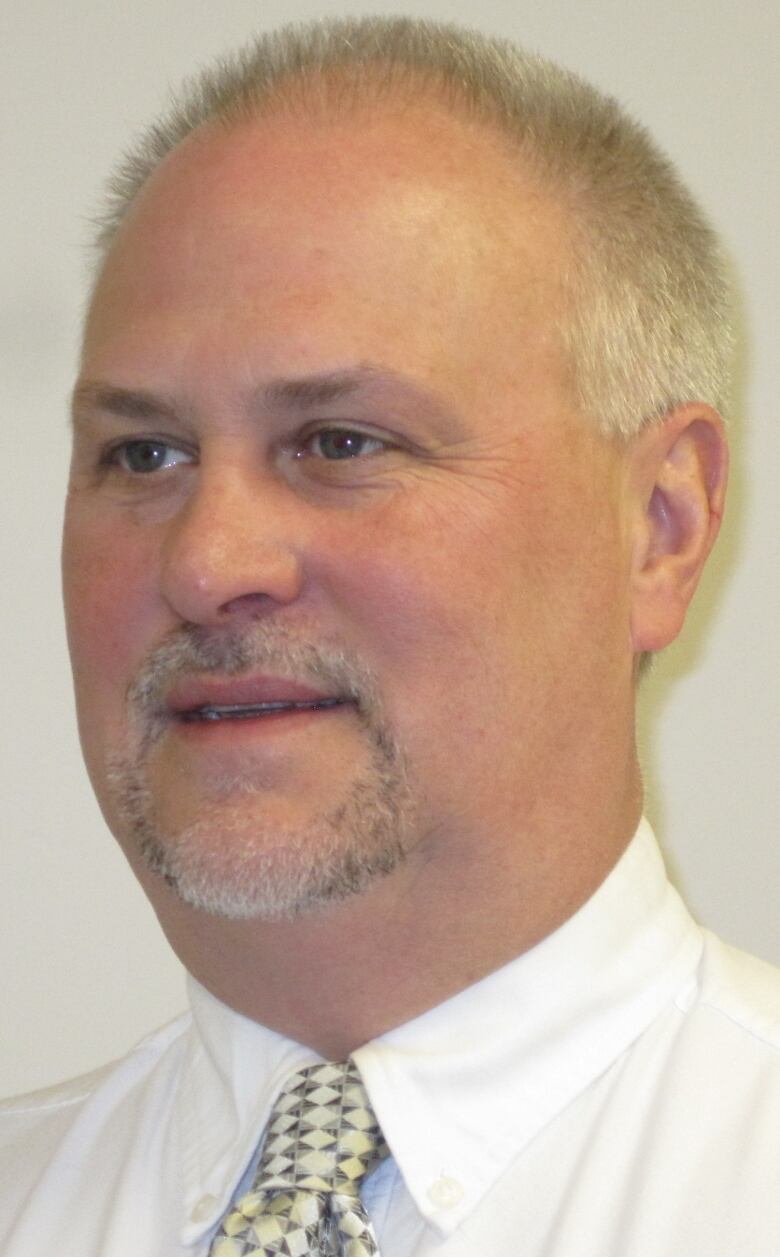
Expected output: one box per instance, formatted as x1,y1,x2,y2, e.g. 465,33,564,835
106,439,193,474
300,428,389,461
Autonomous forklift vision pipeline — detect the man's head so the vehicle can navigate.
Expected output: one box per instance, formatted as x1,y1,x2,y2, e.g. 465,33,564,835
62,17,729,932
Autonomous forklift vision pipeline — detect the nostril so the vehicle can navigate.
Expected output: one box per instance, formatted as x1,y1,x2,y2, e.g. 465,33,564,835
218,591,278,617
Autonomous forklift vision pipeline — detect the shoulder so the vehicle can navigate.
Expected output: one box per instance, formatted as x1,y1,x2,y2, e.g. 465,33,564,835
0,1061,116,1197
692,929,780,1051
660,930,780,1139
0,1009,192,1119
0,1061,115,1119
0,1012,191,1203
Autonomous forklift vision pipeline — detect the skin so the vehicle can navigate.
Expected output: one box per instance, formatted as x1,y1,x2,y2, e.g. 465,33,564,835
63,98,727,1057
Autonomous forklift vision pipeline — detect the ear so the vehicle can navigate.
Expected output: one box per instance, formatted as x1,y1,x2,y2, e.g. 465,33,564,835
628,404,729,654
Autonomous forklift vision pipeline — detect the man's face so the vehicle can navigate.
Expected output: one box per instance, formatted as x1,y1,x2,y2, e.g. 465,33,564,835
63,100,634,921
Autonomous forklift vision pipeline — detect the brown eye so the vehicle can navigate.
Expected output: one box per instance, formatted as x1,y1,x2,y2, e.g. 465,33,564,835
306,429,387,460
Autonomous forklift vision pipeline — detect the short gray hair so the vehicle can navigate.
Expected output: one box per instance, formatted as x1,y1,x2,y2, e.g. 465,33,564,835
94,15,734,439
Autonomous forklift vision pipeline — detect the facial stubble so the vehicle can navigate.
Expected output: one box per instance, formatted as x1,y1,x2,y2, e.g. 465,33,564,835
106,626,413,921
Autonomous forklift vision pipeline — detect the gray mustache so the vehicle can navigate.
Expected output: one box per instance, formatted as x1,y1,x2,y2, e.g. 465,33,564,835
126,624,380,726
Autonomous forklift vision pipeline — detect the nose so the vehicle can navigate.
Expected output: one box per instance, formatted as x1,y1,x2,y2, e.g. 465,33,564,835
160,467,306,625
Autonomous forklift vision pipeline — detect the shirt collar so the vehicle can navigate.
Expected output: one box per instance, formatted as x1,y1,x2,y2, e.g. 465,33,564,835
176,990,324,1245
174,818,702,1243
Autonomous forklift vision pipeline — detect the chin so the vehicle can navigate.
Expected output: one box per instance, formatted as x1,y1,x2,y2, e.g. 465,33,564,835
106,747,414,922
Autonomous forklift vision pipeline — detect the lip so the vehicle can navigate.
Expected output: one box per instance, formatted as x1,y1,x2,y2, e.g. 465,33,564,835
166,674,343,717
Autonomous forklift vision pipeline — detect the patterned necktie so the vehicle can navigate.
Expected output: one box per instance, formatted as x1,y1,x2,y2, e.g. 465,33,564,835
210,1059,389,1256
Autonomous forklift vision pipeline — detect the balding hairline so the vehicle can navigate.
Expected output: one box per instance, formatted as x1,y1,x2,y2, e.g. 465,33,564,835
91,16,734,444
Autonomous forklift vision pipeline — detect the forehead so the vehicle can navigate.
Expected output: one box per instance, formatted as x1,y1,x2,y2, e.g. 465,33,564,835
84,101,574,416
117,92,559,225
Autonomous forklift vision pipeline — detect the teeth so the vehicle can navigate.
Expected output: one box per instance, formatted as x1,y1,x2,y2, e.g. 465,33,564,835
181,699,343,722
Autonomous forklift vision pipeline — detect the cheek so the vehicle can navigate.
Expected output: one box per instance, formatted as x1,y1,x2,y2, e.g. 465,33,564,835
319,494,533,730
324,466,628,723
62,503,159,714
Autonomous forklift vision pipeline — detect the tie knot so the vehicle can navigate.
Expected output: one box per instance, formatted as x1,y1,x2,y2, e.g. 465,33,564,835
255,1060,389,1197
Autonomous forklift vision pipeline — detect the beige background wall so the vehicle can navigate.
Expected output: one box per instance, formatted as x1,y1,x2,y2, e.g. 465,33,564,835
1,0,777,1098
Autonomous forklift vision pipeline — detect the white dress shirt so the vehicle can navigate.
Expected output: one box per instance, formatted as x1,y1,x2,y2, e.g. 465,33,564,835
2,819,780,1256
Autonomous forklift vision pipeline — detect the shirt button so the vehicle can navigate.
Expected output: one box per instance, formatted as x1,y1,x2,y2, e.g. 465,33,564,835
190,1194,218,1223
427,1176,464,1209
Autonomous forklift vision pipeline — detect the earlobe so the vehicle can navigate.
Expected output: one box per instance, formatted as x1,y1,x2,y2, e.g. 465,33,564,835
629,405,729,654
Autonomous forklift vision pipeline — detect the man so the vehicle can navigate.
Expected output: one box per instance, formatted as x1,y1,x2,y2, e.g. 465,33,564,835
2,14,778,1256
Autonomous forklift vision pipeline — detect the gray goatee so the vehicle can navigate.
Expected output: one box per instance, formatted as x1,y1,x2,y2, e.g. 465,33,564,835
107,624,411,920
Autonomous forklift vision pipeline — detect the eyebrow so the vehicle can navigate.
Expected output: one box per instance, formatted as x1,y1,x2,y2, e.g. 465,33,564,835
71,382,179,424
72,364,454,425
262,367,386,409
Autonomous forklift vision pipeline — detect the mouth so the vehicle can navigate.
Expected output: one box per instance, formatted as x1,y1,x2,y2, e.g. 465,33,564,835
164,673,354,727
178,698,348,723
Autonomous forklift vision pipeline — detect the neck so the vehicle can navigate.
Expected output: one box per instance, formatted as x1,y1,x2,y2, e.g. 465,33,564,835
147,752,643,1058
